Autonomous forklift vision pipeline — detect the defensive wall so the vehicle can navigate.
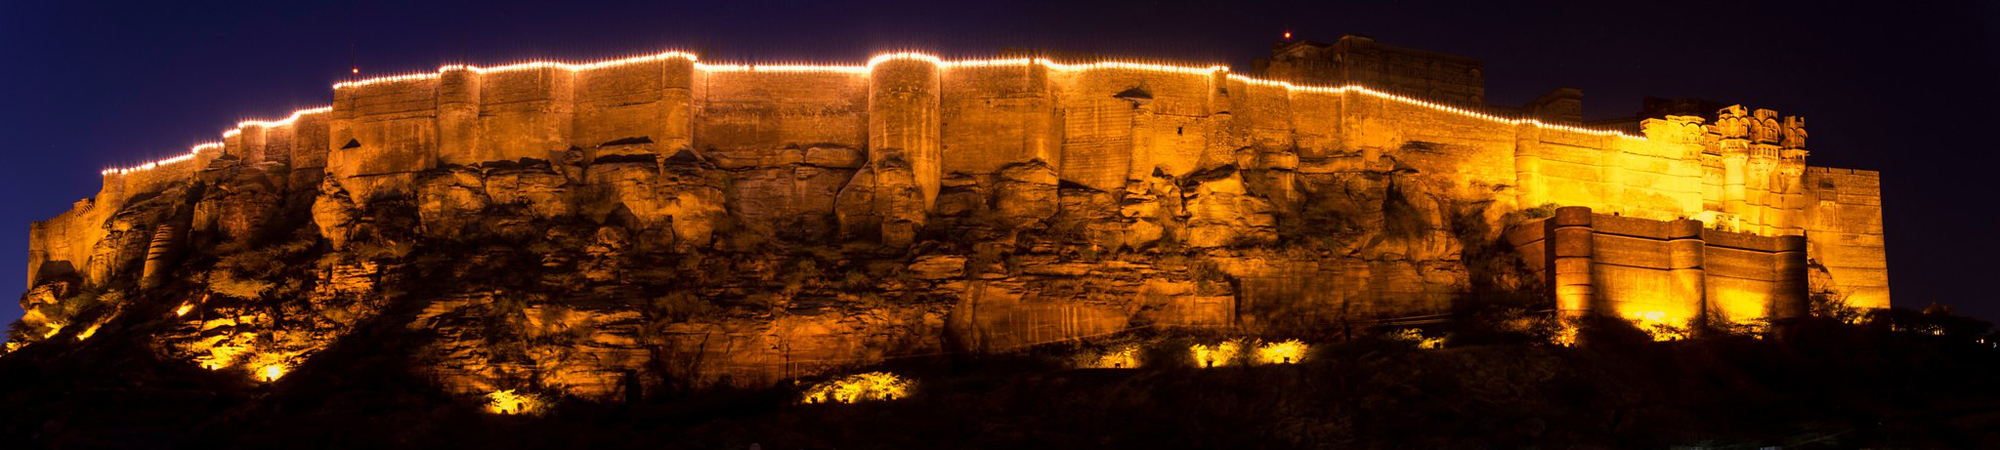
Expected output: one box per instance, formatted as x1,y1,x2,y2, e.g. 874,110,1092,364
1507,206,1810,329
28,50,1890,312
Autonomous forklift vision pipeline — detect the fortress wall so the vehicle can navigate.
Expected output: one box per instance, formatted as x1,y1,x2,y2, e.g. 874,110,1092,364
572,58,695,155
226,112,333,170
331,78,441,200
1508,207,1808,327
1337,90,1518,200
1588,215,1691,324
474,67,574,164
1230,79,1296,157
1702,156,1726,212
109,148,215,204
693,70,867,232
695,70,869,169
1050,71,1135,192
1287,88,1346,169
1524,131,1702,221
253,125,284,165
1702,230,1785,322
868,59,942,206
1803,166,1889,309
26,200,99,287
31,145,215,287
44,53,1889,314
1123,71,1219,181
1049,68,1217,191
289,113,333,170
1615,139,1705,219
939,65,1060,175
224,126,264,164
434,70,482,167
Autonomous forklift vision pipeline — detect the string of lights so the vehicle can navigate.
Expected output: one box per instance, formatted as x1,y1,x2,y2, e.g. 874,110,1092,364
104,51,1645,177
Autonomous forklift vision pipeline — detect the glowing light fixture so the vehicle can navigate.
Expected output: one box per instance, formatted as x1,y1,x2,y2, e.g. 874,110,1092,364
800,372,912,404
1191,341,1243,368
1082,345,1141,369
1624,311,1689,342
256,363,289,382
485,389,547,415
1253,339,1309,365
76,323,102,341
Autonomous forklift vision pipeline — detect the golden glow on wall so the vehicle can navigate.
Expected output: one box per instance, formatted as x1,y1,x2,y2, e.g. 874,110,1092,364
1389,329,1447,349
75,323,102,341
484,390,547,415
99,50,1648,177
800,372,912,404
256,363,288,382
1711,288,1770,325
1252,339,1309,365
40,323,64,339
1623,311,1690,342
1081,345,1140,369
1552,325,1579,347
1191,341,1243,368
101,103,333,176
174,303,195,317
99,142,220,176
196,333,255,370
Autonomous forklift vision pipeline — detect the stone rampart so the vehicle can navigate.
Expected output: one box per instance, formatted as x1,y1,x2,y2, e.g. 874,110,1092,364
1507,206,1810,328
1802,167,1888,309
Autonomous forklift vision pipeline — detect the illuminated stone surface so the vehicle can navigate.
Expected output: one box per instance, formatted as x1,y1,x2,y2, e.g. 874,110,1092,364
16,46,1889,399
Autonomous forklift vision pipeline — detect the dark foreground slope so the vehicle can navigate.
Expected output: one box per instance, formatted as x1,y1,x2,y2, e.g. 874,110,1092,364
2,319,1997,450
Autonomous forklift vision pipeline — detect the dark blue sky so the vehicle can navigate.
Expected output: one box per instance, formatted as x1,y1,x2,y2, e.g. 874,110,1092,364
2,1,1996,323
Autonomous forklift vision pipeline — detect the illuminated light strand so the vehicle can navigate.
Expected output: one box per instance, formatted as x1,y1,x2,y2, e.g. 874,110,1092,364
233,105,334,130
485,390,548,415
333,51,704,89
106,106,335,176
256,363,289,382
100,142,223,176
699,63,870,74
324,51,1645,141
114,51,1650,177
222,106,335,138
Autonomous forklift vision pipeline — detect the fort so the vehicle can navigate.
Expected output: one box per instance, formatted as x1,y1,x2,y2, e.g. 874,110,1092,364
20,38,1888,390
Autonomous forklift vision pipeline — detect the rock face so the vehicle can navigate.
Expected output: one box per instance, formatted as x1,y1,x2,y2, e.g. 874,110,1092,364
15,139,1505,399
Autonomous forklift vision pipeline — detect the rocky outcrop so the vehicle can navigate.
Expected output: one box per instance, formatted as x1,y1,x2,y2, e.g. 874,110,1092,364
311,177,360,249
14,128,1518,402
1181,165,1278,248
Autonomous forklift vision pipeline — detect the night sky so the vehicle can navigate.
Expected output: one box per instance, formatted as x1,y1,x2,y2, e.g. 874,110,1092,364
2,1,1995,324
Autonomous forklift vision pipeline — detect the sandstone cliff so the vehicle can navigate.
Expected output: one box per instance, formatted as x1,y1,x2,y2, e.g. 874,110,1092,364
14,139,1508,399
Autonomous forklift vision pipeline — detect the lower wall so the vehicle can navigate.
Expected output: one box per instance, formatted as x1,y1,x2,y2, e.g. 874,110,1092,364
1508,206,1809,328
1803,167,1889,309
